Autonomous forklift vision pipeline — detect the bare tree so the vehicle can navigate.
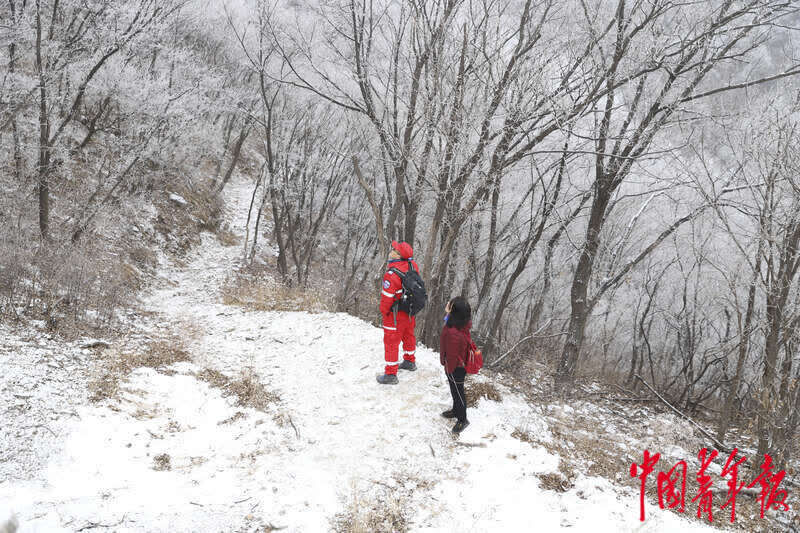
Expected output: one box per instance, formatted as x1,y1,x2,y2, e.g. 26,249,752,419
554,0,800,387
271,0,634,347
747,116,800,458
28,0,183,239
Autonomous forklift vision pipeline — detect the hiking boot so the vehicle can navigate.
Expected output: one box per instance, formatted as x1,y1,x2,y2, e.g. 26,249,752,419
441,409,456,419
376,373,399,385
452,420,470,434
398,360,417,371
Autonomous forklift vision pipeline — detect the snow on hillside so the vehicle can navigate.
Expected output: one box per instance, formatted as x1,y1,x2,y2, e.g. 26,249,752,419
0,179,722,532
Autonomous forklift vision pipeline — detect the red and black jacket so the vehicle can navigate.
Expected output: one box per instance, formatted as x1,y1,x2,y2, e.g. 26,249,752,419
440,321,473,373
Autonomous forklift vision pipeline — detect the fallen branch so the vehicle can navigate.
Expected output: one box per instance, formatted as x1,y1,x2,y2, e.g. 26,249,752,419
710,486,759,497
287,415,300,439
634,375,730,452
26,424,57,437
603,397,660,403
80,340,111,350
453,442,487,448
489,320,556,368
76,516,126,531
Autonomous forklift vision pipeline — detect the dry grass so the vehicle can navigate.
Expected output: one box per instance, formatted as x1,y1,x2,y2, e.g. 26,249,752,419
332,483,408,533
510,427,576,493
197,366,280,411
220,267,333,313
538,471,574,493
127,245,158,272
196,367,230,389
153,182,224,255
215,223,240,247
332,472,435,533
503,385,794,531
89,338,191,402
0,235,150,336
218,411,246,425
511,414,628,492
511,428,536,444
466,381,502,407
153,453,171,471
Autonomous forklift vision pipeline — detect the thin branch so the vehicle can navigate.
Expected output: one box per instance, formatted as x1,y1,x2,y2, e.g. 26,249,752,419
635,374,731,452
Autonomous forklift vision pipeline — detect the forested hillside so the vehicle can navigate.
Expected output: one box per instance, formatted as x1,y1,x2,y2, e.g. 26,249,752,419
2,1,800,531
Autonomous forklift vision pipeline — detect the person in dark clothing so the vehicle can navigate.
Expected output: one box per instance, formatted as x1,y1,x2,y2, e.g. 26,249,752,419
439,296,473,434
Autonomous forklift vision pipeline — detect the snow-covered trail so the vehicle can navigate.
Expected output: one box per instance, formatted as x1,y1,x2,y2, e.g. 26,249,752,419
1,179,719,532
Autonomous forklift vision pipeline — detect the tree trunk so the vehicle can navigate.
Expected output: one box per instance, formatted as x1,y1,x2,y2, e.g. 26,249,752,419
757,300,782,458
717,239,762,442
218,118,252,192
555,189,610,385
476,179,501,309
8,20,23,184
36,2,51,239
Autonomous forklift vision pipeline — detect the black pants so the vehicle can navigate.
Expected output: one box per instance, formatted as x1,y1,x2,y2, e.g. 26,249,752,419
446,367,467,422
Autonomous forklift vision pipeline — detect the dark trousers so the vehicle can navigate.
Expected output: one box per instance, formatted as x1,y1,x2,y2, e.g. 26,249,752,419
446,367,467,422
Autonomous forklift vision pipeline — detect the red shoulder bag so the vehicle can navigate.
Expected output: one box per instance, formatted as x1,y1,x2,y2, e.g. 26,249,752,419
466,341,483,374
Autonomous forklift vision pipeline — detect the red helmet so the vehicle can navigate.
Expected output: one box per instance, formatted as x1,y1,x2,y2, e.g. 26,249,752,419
391,240,414,259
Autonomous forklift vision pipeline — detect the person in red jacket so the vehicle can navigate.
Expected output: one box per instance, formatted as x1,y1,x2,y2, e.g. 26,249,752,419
439,296,472,433
376,240,420,385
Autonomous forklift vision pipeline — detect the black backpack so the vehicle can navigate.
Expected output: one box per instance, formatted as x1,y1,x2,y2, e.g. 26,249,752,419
390,261,427,316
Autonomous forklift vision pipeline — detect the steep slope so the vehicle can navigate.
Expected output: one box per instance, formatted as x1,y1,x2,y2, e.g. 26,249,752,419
0,178,720,532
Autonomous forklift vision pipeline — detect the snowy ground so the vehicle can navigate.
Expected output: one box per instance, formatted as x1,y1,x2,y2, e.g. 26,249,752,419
1,178,725,532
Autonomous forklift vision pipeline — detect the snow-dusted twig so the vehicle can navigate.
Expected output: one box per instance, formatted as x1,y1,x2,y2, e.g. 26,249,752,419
288,415,300,439
489,320,557,368
634,375,730,452
75,515,126,531
79,340,110,350
709,486,759,497
453,442,486,448
26,424,57,437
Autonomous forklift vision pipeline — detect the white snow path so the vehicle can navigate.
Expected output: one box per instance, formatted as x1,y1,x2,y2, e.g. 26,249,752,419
0,178,722,532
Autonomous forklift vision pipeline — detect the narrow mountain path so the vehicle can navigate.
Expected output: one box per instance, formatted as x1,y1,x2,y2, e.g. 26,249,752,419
1,178,719,532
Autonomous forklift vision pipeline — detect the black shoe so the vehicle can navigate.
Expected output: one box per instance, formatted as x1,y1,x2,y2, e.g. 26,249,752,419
452,420,470,434
398,360,417,371
441,409,456,419
376,373,399,385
